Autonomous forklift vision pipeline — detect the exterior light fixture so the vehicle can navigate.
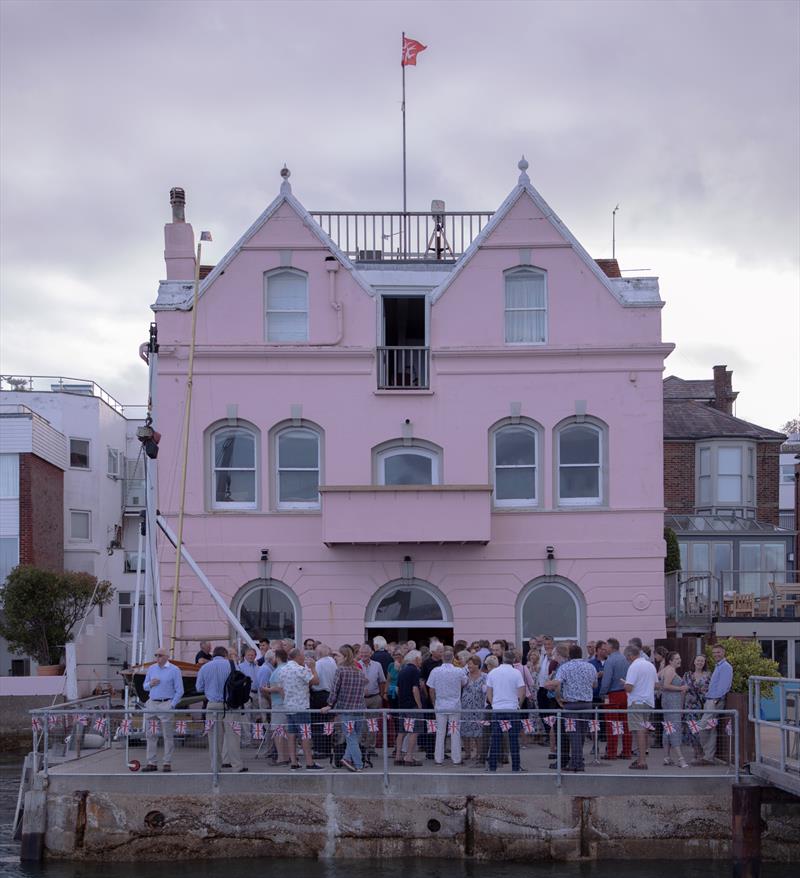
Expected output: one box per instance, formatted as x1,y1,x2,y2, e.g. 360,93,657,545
545,546,555,576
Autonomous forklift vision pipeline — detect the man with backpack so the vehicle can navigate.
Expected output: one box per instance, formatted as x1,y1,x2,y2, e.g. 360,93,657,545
196,645,250,773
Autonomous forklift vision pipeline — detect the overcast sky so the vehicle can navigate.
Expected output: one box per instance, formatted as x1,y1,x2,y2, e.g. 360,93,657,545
1,0,798,429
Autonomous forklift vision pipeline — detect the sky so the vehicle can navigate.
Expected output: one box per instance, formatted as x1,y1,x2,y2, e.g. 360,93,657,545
0,0,798,430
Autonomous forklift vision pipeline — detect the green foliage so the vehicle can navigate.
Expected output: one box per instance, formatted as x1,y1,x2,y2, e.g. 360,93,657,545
0,566,114,666
664,527,681,573
706,637,781,695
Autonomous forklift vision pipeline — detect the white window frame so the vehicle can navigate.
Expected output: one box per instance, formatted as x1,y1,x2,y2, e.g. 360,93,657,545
0,454,19,499
504,266,547,345
491,421,539,508
107,447,122,478
780,463,795,484
377,445,441,486
518,579,583,643
276,426,320,510
265,268,309,343
210,425,258,510
695,441,757,514
69,509,91,542
69,437,91,470
556,420,605,507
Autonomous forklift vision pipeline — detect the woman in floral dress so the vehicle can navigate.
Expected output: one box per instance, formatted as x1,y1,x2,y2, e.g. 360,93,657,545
460,655,487,763
682,654,711,757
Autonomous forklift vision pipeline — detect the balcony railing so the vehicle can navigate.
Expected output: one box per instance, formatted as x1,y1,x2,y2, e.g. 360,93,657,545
0,374,143,418
310,211,494,262
666,570,800,631
377,347,430,389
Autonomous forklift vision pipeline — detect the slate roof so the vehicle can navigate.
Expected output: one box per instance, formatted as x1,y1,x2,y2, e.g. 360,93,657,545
664,398,786,441
663,376,716,401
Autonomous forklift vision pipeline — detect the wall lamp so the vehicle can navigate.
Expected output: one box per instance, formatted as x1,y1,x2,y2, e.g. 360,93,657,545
545,546,555,576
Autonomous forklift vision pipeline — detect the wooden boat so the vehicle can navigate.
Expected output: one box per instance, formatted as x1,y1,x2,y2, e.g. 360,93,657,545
121,659,204,707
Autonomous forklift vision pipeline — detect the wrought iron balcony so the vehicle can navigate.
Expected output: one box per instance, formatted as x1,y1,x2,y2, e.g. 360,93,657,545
377,347,430,390
310,211,494,262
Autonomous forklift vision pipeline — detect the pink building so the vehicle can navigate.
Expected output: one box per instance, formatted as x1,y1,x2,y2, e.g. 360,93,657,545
152,160,673,655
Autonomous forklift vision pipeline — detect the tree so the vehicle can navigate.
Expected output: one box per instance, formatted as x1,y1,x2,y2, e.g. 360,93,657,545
664,527,681,573
779,416,800,435
0,566,114,666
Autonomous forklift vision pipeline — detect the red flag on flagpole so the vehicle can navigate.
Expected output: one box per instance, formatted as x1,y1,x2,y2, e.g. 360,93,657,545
402,35,427,67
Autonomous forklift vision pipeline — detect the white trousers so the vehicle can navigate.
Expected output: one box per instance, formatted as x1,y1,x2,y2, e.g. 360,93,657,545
144,700,174,766
434,711,462,764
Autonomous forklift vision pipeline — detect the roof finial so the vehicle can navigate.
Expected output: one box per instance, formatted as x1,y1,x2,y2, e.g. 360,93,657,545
518,155,530,185
280,164,292,195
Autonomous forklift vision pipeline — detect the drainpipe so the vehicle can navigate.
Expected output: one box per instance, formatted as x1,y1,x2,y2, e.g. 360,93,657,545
319,256,343,345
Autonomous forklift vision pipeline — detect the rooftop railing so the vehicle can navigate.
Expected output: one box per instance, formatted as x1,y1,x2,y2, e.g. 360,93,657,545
0,375,142,418
309,211,494,262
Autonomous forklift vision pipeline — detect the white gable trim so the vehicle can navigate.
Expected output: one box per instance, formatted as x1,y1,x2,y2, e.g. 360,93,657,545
157,190,376,311
430,181,661,309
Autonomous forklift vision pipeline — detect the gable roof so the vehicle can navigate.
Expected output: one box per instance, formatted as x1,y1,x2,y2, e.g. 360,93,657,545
663,398,786,441
157,177,375,310
429,162,662,308
663,376,716,401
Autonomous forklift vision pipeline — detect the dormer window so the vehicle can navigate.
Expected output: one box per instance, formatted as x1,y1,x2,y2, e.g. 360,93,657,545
504,267,547,344
265,269,308,342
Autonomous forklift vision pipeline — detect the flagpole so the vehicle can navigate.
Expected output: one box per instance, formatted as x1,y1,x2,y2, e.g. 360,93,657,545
401,31,407,256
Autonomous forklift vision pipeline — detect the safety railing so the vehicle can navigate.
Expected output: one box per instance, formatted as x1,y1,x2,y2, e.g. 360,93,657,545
29,704,739,788
748,675,799,793
376,346,430,389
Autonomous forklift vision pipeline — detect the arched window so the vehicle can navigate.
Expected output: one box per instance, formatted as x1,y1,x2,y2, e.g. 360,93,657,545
275,426,320,509
375,442,442,486
366,580,453,630
236,579,298,642
504,267,547,344
518,580,582,642
491,421,539,507
265,269,308,342
556,420,605,506
210,425,257,509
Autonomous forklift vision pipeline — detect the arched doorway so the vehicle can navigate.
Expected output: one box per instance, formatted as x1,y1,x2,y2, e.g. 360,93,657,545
365,580,454,647
234,578,300,644
517,578,585,656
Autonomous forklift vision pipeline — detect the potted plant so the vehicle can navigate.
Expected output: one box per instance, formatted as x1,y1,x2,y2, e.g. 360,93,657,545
0,566,114,674
706,637,780,765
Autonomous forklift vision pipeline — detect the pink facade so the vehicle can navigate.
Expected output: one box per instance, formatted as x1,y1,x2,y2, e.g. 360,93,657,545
153,163,673,655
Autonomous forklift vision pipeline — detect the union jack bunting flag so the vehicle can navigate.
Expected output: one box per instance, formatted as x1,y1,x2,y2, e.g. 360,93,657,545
345,720,356,735
403,717,415,733
564,718,577,732
115,718,132,738
644,721,656,731
148,719,160,736
47,714,58,728
366,717,379,733
448,720,459,736
686,719,700,734
588,719,601,733
725,719,733,736
521,718,535,735
499,719,512,732
323,721,335,736
204,718,215,735
300,723,312,741
426,719,437,734
544,715,557,728
251,723,265,740
662,720,675,735
175,720,188,735
480,719,492,727
705,717,718,730
31,717,43,732
231,721,242,737
272,724,287,739
77,714,89,727
611,720,625,736
93,716,107,733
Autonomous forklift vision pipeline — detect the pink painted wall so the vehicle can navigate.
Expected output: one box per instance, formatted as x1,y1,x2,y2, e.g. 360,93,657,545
154,175,672,656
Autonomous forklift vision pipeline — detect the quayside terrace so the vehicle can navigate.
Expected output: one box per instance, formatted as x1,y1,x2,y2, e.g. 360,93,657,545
15,696,800,864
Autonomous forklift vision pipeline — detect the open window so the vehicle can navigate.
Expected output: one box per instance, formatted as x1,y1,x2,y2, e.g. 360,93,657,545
378,294,429,388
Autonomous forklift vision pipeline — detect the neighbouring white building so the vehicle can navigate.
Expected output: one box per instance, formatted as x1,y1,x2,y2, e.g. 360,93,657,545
0,377,145,692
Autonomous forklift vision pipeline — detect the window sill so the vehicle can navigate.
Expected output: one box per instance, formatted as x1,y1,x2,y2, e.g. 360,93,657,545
374,389,434,396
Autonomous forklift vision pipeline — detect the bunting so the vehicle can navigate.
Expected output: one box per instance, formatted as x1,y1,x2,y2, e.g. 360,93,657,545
300,723,312,741
175,719,188,735
521,718,535,735
251,723,265,740
323,721,335,736
403,717,415,733
564,718,577,733
366,717,379,734
93,716,107,734
588,719,601,734
426,719,437,734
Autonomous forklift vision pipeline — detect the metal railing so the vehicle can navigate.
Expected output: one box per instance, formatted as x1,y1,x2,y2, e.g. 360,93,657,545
748,676,800,796
377,346,430,389
0,374,142,418
29,704,739,789
310,211,494,262
666,570,799,629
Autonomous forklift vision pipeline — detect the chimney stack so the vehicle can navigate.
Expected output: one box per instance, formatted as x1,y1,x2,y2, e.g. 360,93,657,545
164,186,196,280
711,365,737,415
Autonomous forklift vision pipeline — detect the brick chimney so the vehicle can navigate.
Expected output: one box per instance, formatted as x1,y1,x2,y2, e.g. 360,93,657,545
595,258,621,278
164,187,196,280
711,364,737,415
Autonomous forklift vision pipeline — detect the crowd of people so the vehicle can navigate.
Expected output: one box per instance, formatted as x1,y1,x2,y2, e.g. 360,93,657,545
139,634,734,774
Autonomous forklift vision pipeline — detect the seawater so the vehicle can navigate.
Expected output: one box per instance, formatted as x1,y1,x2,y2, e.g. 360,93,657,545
0,758,788,878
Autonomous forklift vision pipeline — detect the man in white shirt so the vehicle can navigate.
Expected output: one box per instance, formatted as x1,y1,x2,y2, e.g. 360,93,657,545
427,647,467,765
312,643,338,760
623,644,657,770
486,651,526,772
536,636,555,712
